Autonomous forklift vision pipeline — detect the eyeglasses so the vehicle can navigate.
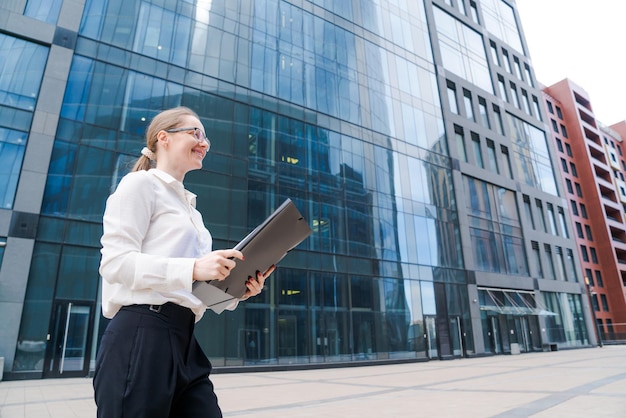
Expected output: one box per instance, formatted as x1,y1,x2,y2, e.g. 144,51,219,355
165,127,211,149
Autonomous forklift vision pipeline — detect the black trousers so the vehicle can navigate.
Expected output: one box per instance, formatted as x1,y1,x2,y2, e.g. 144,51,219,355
93,303,222,418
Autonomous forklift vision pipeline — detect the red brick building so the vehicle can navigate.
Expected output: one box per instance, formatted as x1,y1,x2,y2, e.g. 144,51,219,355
543,79,626,341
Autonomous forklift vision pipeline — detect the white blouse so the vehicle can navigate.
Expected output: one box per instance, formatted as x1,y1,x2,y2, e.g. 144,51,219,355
99,169,235,322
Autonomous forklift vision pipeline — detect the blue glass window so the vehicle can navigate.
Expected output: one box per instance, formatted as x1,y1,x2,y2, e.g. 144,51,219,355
420,281,436,315
24,0,63,24
310,0,353,22
0,34,48,112
135,3,191,67
14,243,60,372
45,55,188,222
0,128,27,209
121,72,183,136
56,245,101,299
0,35,48,209
253,2,362,123
41,141,76,216
464,176,528,275
61,55,183,138
250,42,278,96
80,0,191,67
60,56,94,122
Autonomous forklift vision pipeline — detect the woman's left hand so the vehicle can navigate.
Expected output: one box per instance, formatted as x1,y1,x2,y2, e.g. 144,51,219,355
241,265,276,300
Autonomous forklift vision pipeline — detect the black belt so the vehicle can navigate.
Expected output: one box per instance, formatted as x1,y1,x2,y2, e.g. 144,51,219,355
122,302,193,322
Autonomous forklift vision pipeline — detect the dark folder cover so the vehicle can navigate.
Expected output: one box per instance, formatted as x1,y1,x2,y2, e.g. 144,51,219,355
192,199,312,309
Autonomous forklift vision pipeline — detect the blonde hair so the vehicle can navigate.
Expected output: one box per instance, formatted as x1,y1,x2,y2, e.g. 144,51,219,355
132,106,200,172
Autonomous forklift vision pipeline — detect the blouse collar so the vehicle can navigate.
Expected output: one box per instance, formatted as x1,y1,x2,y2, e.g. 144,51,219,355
150,169,197,207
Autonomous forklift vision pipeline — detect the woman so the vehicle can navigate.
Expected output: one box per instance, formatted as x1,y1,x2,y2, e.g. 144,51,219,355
94,107,274,417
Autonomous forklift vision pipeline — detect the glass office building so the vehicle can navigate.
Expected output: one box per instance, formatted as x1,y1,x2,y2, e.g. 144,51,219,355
0,0,596,380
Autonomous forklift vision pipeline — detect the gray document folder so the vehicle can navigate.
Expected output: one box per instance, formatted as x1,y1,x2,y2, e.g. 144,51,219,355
192,199,312,310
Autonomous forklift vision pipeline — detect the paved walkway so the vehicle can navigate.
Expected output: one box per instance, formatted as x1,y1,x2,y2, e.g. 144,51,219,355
1,345,625,417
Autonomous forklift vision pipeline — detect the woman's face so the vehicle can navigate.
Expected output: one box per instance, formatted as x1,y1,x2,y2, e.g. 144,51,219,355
160,114,209,177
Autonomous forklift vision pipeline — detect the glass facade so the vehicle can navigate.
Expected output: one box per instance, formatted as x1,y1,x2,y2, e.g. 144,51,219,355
0,0,596,379
464,177,527,275
13,0,467,372
0,34,48,209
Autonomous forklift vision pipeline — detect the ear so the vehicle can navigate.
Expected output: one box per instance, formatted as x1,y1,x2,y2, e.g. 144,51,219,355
156,130,169,145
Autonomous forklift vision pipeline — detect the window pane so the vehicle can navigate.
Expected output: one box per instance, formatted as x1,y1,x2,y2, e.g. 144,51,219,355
455,129,467,162
448,84,459,114
0,35,48,111
0,128,27,209
0,34,48,209
24,0,63,24
278,269,307,306
56,246,100,299
433,7,493,93
481,0,523,52
14,243,60,371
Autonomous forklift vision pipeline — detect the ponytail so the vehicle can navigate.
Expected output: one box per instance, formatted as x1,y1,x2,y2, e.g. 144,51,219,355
131,155,153,172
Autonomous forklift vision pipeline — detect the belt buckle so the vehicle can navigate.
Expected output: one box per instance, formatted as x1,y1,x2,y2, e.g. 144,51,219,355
149,304,162,313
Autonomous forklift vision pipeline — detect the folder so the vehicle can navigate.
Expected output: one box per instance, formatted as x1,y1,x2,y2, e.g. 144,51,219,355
192,198,312,311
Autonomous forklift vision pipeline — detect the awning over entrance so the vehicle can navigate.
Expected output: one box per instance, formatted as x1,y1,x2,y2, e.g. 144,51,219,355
479,289,557,316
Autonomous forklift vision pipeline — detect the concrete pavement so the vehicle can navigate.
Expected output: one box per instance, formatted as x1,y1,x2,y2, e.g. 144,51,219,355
1,345,625,417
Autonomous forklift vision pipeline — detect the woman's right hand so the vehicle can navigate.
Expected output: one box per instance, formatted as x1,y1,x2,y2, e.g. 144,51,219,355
193,249,244,282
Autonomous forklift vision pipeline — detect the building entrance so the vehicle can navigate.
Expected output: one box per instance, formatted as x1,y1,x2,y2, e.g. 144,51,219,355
425,316,438,359
424,315,465,359
43,301,94,378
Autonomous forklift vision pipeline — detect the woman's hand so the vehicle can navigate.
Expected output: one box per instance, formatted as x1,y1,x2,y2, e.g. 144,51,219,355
193,249,244,282
240,265,276,300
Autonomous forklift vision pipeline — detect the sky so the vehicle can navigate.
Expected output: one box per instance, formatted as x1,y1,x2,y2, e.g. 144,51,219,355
516,0,626,124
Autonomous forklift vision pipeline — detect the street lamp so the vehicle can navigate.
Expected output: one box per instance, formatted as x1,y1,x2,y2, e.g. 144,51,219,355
584,276,603,347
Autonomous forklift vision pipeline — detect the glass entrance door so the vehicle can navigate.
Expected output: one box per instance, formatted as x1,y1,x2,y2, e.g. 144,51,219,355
44,301,93,378
490,316,502,354
425,316,438,359
515,316,532,352
450,317,464,357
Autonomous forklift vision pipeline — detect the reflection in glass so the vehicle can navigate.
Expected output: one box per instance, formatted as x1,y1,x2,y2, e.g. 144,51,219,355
507,114,558,196
433,7,493,93
311,310,350,362
481,0,524,52
278,309,309,362
464,177,527,275
352,311,376,359
543,292,588,347
405,280,426,355
0,34,48,111
27,0,470,368
24,0,63,24
81,0,191,67
55,304,90,373
0,128,27,209
14,243,60,371
0,35,48,209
